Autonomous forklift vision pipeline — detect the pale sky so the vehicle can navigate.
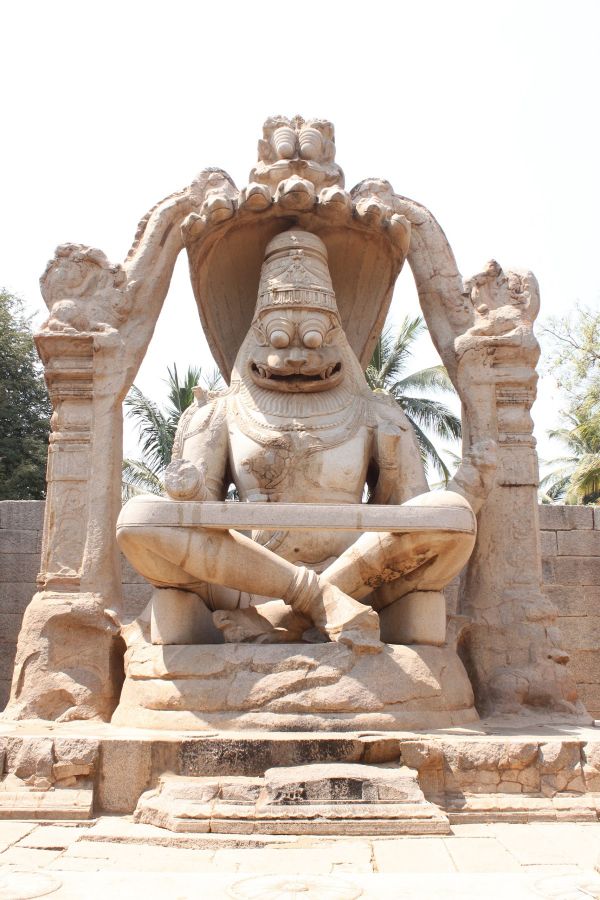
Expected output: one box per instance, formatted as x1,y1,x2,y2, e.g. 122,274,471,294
2,0,599,465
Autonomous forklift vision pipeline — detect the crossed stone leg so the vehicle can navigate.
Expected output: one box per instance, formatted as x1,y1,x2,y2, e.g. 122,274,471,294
116,493,475,654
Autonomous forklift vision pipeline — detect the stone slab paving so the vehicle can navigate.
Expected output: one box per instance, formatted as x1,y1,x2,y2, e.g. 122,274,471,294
0,818,599,898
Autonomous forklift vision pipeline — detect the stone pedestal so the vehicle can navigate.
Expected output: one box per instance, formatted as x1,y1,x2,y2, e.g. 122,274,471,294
111,642,478,731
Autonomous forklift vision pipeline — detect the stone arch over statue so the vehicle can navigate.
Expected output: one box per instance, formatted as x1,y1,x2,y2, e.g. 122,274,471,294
3,116,584,726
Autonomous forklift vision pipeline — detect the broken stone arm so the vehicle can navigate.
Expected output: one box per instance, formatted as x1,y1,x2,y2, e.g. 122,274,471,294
120,189,195,346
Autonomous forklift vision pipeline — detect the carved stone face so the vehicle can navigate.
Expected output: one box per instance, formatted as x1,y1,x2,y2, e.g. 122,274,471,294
249,308,344,393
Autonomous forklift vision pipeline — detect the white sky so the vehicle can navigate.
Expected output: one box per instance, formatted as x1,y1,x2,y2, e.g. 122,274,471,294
2,0,599,465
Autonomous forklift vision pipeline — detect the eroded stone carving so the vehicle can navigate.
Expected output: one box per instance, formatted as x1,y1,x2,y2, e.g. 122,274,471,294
250,115,343,193
116,231,480,664
4,115,587,729
41,244,129,335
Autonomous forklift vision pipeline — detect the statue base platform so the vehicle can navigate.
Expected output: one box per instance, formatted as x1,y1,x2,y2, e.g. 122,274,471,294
111,642,478,732
0,719,598,827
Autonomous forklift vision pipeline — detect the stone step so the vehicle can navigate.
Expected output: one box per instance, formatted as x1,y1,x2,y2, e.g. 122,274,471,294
0,786,93,820
134,763,451,835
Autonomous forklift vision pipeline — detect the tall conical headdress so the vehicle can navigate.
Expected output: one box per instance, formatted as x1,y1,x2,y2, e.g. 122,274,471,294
254,230,339,318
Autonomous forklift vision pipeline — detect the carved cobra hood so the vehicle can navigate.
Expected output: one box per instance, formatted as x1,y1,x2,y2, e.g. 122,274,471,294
181,116,411,382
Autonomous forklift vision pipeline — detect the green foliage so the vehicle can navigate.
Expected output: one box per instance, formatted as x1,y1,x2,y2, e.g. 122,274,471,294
123,364,223,498
0,290,51,500
540,305,600,505
365,317,461,481
541,304,600,404
541,401,600,505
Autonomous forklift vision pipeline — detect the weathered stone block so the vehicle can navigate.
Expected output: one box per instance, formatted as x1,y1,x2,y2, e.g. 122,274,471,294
558,616,600,651
5,737,54,781
543,556,600,585
122,583,153,616
539,740,582,774
538,505,593,530
557,530,600,557
544,584,600,617
0,582,38,614
540,531,558,557
0,530,42,555
0,613,24,642
576,683,600,718
565,650,600,685
97,740,152,813
0,645,17,680
0,501,44,531
0,554,41,583
52,738,99,781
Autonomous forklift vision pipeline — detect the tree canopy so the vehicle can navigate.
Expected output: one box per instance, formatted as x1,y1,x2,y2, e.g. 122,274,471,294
542,304,600,405
365,316,461,482
0,290,51,499
540,305,600,504
122,364,222,498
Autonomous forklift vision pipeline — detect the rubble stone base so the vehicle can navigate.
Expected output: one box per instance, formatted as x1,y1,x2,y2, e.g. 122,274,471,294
2,721,600,825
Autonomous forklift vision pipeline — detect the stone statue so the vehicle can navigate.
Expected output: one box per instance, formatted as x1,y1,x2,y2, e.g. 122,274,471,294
6,114,584,729
117,229,482,654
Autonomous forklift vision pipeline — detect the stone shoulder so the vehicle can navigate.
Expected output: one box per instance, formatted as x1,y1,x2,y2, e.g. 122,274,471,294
171,394,229,459
369,391,411,432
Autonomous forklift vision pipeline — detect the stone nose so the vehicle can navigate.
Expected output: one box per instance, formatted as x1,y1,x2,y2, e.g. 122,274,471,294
284,348,307,369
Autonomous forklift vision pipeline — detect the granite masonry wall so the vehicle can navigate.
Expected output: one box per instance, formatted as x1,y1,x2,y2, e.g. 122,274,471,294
0,500,152,710
539,504,600,718
1,500,600,715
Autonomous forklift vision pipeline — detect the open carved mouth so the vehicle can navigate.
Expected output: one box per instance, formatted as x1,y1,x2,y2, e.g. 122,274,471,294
252,362,341,381
250,361,343,390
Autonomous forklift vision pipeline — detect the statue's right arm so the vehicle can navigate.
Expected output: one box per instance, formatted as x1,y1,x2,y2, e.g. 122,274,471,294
167,398,229,501
372,399,429,505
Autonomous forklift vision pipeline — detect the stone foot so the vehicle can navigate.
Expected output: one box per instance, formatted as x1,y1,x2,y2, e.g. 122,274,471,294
213,602,311,644
316,582,383,654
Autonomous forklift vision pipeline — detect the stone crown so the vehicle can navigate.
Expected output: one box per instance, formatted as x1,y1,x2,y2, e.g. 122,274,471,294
254,230,339,318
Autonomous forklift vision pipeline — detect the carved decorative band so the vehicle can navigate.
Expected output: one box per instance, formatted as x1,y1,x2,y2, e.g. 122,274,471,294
257,288,338,312
495,387,535,406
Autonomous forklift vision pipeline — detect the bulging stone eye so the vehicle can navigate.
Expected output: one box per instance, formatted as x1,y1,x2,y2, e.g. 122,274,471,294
303,330,323,349
270,330,290,349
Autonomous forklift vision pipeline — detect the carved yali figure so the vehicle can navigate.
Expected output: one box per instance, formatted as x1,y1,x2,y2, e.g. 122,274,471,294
117,230,487,653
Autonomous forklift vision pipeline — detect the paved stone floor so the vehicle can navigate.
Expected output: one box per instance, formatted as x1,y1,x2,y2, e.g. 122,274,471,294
0,818,600,898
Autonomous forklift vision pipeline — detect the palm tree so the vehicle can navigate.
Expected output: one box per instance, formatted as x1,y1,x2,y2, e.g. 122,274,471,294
540,403,600,504
122,364,222,498
365,316,461,482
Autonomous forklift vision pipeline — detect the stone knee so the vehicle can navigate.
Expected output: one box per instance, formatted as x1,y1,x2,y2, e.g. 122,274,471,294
116,517,206,592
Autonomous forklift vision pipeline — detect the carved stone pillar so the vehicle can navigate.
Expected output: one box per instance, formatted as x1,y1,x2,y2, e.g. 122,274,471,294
399,196,585,719
5,333,123,722
4,192,192,722
451,273,584,717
